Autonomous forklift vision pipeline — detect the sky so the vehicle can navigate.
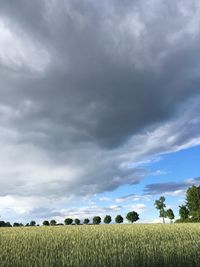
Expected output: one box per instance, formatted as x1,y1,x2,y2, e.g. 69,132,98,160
0,0,200,224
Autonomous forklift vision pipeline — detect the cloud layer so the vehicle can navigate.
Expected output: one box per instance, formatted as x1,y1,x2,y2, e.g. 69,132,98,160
0,0,200,220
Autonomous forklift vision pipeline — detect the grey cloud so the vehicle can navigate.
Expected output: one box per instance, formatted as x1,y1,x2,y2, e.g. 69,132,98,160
115,194,151,203
0,0,200,149
28,207,62,219
144,182,187,195
0,0,200,209
144,177,200,195
60,205,123,220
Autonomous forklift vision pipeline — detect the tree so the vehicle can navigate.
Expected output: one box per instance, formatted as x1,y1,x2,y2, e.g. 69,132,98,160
104,215,112,224
6,222,12,227
186,185,200,219
75,218,80,225
13,222,20,227
93,216,101,225
0,221,6,227
166,209,175,223
30,221,36,226
115,215,123,224
43,220,50,226
0,221,12,227
154,196,166,223
50,219,57,226
83,218,90,224
126,211,139,223
179,205,189,220
64,218,73,225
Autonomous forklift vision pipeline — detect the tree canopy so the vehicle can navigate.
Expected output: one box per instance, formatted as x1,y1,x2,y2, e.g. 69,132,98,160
64,218,73,225
154,196,166,223
186,185,200,220
126,211,139,223
115,215,123,224
104,215,112,224
166,209,175,223
93,216,101,225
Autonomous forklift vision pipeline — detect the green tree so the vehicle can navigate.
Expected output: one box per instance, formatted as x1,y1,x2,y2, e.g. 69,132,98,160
186,185,200,219
6,222,12,227
30,221,36,226
93,216,101,225
64,218,73,225
0,221,12,227
83,218,90,224
179,205,189,220
75,218,80,225
115,215,123,224
154,196,166,223
126,211,139,223
50,219,57,226
104,215,112,224
43,220,50,226
13,222,20,227
166,209,175,223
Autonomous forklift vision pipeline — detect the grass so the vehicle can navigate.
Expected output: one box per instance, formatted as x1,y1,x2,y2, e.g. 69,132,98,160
0,224,200,267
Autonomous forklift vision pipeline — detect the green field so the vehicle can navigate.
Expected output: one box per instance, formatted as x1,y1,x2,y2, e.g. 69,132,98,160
0,224,200,267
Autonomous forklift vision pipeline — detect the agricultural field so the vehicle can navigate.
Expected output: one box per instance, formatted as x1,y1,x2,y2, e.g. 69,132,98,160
0,224,200,267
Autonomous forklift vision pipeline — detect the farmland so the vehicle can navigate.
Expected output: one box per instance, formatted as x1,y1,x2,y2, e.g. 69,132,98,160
0,224,200,267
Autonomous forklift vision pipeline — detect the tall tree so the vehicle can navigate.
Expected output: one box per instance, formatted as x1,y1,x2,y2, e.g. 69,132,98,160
154,196,166,223
186,185,200,219
179,205,189,220
166,209,175,223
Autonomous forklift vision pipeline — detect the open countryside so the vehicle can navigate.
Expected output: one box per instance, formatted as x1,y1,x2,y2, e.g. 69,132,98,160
1,186,200,266
0,0,200,266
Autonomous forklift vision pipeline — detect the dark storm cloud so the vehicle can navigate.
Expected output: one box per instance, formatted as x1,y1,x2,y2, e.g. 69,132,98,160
0,0,200,149
0,0,200,206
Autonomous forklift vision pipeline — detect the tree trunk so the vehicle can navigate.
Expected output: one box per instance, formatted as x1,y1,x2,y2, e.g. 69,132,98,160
162,217,165,224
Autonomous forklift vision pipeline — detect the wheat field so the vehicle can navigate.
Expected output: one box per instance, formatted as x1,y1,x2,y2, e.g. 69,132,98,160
0,224,200,267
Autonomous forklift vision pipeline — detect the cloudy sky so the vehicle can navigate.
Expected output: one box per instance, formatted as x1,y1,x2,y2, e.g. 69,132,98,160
0,0,200,224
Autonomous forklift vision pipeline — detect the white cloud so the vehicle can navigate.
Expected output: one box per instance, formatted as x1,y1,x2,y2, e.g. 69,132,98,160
164,189,186,197
125,204,147,214
99,197,111,202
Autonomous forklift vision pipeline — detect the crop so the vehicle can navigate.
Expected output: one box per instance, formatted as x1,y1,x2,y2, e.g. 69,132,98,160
0,224,200,267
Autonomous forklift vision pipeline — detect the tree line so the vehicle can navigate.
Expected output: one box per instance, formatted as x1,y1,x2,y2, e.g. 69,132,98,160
0,211,139,227
1,185,200,227
154,185,200,223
